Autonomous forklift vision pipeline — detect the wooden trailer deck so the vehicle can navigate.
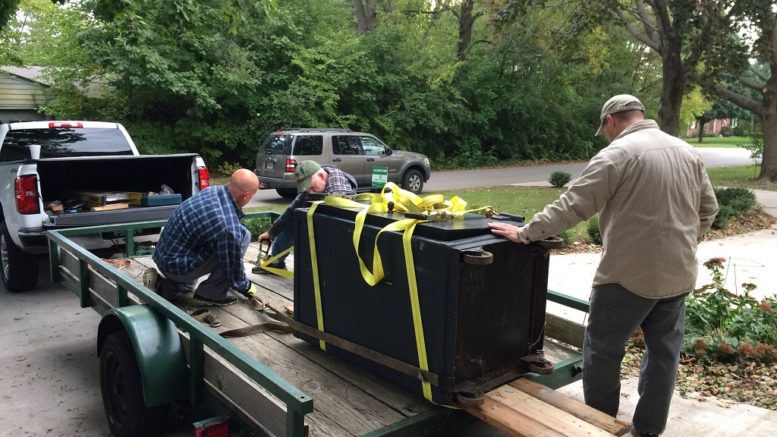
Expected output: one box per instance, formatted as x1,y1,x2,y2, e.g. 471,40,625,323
49,220,629,437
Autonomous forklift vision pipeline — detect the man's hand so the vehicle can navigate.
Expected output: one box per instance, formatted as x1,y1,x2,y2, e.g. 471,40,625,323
258,231,272,242
244,283,258,298
488,222,526,244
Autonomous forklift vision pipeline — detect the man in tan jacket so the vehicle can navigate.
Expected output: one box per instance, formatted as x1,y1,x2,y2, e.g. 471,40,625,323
490,95,719,437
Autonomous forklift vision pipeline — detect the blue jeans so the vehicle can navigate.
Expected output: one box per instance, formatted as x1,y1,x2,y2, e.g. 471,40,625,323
161,227,251,300
583,283,686,435
269,227,294,265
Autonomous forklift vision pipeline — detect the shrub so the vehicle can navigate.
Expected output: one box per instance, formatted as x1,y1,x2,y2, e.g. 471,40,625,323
549,171,572,188
216,161,244,178
720,126,733,137
558,229,573,246
684,257,777,364
242,216,272,240
712,187,757,229
587,215,602,245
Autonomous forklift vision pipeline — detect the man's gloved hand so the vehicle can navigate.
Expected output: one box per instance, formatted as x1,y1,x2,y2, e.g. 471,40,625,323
244,283,257,298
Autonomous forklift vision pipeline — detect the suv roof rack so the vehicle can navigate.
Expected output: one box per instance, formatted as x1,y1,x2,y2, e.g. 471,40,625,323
278,128,353,132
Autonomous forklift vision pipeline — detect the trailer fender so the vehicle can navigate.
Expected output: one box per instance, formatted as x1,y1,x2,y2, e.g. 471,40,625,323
97,305,188,406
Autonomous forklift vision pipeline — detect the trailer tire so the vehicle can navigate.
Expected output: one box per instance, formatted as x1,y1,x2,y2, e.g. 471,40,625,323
100,331,168,437
0,219,39,292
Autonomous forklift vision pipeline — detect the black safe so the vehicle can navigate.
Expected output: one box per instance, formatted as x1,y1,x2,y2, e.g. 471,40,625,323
292,204,550,404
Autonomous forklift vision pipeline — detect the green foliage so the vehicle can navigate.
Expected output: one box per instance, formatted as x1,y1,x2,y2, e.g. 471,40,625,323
712,187,757,229
216,161,244,178
558,229,574,246
685,258,777,364
586,215,601,245
548,171,571,188
242,216,272,240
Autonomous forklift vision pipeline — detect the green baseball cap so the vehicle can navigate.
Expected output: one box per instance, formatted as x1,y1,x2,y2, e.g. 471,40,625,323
596,94,645,136
294,160,322,192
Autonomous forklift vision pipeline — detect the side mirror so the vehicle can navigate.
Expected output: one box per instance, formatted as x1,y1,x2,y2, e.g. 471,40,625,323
384,148,393,156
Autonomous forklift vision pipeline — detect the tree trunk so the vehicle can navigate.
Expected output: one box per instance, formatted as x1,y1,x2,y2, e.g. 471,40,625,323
457,0,475,61
658,48,685,136
697,119,706,142
759,75,777,182
353,0,377,33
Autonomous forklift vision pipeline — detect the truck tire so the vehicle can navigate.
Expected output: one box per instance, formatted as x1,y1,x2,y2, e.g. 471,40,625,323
100,331,168,437
0,219,39,292
277,188,297,199
401,169,424,194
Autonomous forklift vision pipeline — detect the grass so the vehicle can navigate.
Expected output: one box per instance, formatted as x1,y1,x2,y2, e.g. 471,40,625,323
708,166,777,191
684,136,755,148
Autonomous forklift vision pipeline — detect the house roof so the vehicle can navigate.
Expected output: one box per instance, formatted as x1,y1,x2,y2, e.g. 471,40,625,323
0,66,51,86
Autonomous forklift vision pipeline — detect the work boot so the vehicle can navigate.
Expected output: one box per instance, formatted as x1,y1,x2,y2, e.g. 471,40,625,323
252,261,286,275
192,293,238,306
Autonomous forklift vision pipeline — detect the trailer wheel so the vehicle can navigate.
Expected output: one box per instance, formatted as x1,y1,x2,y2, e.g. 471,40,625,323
100,331,168,437
0,219,39,292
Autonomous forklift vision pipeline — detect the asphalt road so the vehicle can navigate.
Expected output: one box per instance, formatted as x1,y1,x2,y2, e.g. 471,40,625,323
248,147,756,206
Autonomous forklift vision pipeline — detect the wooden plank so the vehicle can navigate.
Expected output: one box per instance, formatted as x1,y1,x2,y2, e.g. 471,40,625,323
485,385,616,437
509,379,631,436
466,395,565,437
188,304,406,436
90,202,130,211
545,314,585,349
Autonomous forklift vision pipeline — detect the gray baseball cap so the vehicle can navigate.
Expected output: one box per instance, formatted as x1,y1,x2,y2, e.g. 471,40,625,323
596,94,645,136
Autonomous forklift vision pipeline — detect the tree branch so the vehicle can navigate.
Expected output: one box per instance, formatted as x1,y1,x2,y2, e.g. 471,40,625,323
739,73,766,91
612,9,659,52
714,84,763,115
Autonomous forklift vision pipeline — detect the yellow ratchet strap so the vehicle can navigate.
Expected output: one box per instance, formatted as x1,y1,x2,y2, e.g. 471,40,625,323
306,201,327,350
256,246,294,279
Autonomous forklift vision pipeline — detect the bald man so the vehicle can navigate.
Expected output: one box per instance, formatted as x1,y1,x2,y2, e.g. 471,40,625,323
153,169,260,305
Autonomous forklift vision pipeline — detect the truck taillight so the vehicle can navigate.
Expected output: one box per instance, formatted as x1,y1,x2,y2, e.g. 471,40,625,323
193,417,229,437
285,158,297,173
48,122,83,128
198,166,210,189
15,175,40,214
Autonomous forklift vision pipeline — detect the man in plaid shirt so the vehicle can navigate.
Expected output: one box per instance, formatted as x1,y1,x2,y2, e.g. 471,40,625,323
255,160,357,273
153,169,260,305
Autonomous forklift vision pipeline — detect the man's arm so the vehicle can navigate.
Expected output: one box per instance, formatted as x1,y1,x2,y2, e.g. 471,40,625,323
697,171,719,241
267,192,307,237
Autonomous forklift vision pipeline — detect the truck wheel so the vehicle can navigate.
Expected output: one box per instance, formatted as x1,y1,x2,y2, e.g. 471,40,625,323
0,219,39,292
100,331,168,437
402,169,424,194
276,188,297,199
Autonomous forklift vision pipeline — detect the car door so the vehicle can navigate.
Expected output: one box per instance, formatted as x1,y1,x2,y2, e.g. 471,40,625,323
331,135,368,186
360,135,402,185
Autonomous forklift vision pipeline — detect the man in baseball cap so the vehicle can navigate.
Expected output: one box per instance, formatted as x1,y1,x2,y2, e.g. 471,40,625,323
595,94,645,137
255,160,357,274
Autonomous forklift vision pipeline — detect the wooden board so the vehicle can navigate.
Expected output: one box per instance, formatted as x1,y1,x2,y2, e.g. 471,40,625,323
463,379,631,437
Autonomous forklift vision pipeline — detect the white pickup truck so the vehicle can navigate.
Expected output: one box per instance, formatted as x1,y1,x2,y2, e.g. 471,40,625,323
0,120,209,292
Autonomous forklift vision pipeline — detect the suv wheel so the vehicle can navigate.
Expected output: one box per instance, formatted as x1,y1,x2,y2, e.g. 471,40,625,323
401,169,424,194
0,219,39,292
276,189,297,199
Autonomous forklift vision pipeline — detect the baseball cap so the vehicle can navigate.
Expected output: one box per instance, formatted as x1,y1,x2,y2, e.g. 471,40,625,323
294,160,322,192
596,94,645,136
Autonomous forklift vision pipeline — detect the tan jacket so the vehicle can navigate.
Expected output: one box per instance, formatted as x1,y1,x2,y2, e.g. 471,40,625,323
523,120,719,298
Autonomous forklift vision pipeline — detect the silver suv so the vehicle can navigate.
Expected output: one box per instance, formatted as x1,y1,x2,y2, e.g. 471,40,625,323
254,128,431,198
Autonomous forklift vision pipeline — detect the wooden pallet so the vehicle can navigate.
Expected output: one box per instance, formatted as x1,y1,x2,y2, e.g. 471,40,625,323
463,378,631,436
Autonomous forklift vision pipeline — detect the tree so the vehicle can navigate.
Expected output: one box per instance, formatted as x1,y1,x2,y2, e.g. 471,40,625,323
353,0,377,33
589,0,732,136
704,1,777,182
693,99,750,143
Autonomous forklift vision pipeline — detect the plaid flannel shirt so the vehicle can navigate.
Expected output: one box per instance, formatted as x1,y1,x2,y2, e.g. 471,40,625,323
153,185,250,293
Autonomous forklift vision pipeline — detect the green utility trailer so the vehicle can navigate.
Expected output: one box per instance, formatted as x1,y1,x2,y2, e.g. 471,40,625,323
46,212,602,437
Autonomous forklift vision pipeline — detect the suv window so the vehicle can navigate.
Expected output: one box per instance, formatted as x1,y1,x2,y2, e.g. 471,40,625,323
260,133,293,155
0,128,134,161
333,136,362,155
360,136,387,156
292,135,323,155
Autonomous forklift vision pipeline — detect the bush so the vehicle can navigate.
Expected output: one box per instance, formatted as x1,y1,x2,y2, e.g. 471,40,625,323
712,187,757,229
558,229,573,246
720,126,733,137
242,216,273,240
587,215,602,245
549,171,572,188
216,161,244,178
684,258,777,364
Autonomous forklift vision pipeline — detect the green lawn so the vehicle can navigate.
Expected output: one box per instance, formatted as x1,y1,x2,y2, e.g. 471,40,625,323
684,136,755,148
707,165,777,191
